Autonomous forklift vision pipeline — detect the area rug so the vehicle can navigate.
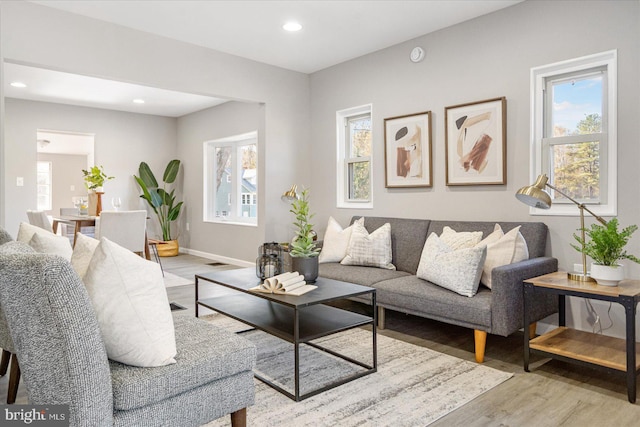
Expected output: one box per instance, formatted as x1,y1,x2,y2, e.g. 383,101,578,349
203,314,513,427
162,271,193,288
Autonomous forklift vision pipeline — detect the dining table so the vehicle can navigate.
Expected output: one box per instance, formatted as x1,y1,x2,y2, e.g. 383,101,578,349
51,215,151,260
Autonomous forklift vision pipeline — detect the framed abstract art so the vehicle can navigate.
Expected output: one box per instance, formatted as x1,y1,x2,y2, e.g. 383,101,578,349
384,111,432,188
445,97,506,185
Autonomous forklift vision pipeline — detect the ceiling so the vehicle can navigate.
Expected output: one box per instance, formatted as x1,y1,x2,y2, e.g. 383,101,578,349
6,1,522,117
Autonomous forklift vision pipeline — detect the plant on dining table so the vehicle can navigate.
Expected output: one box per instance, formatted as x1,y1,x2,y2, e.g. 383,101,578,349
134,160,183,242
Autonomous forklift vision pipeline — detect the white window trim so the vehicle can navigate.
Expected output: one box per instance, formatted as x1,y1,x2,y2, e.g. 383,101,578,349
37,161,52,211
336,104,373,209
529,50,617,217
203,131,258,227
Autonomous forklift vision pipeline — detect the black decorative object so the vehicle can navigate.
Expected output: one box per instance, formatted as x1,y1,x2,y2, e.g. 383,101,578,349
256,242,283,280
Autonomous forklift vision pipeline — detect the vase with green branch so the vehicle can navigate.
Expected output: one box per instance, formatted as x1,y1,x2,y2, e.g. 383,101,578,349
82,165,114,191
134,160,183,243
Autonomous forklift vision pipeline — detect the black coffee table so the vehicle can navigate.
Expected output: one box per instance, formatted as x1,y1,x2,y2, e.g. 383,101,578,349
195,268,377,401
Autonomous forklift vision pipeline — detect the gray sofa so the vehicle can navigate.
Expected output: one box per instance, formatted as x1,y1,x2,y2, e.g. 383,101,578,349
319,216,558,363
0,228,256,427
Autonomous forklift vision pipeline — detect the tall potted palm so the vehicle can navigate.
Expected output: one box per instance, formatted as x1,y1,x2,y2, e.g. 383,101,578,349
288,188,320,282
134,160,183,256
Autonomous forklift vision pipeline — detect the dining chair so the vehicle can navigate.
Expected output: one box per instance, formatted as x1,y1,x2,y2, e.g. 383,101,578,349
95,210,147,256
26,210,53,232
59,207,95,240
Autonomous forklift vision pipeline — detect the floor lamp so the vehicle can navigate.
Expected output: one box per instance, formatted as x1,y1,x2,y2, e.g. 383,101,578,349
515,174,607,282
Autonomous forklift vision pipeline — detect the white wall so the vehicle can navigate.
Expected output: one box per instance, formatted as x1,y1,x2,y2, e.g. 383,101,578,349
309,0,639,338
0,1,310,259
4,98,176,236
177,101,264,261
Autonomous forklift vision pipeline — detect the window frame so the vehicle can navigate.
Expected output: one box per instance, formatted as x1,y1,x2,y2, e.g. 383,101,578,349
36,161,52,211
336,104,373,209
530,50,617,217
203,131,258,226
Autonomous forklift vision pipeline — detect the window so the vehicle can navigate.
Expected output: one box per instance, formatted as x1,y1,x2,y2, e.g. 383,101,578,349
203,131,258,225
36,161,52,211
530,50,616,216
337,104,372,208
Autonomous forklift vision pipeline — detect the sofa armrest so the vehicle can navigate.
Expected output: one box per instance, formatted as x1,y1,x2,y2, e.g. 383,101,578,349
489,256,558,336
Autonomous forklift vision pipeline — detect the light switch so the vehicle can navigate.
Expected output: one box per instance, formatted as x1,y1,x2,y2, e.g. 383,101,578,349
16,177,24,187
70,185,75,191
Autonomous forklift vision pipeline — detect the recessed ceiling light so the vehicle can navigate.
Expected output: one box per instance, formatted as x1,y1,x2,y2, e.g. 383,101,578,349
133,99,145,104
283,22,302,32
10,82,27,88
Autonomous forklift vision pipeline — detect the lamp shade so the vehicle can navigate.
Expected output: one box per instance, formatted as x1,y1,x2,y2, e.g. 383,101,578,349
515,174,552,209
281,184,299,202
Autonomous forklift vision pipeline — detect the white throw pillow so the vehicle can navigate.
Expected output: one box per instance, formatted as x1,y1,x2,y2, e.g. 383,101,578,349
440,226,483,250
70,233,100,279
17,222,53,243
318,217,364,263
28,232,73,261
477,224,530,289
341,222,396,270
83,237,177,367
417,233,486,297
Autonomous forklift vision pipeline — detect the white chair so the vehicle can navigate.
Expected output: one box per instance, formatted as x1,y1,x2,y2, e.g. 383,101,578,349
26,210,53,232
95,210,147,255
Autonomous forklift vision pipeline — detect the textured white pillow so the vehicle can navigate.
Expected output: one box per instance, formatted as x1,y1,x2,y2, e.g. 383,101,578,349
440,226,483,250
83,237,177,367
17,222,53,243
319,217,364,263
417,233,486,297
341,222,396,270
70,233,100,279
28,232,73,261
477,224,530,289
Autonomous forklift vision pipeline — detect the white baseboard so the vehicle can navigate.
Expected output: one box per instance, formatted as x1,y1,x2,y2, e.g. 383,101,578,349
179,247,254,268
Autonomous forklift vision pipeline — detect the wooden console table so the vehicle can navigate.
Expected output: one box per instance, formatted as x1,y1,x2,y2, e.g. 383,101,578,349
523,272,640,403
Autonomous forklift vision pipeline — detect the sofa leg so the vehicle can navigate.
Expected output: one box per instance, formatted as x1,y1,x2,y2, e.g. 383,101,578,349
474,330,487,363
529,322,537,338
0,350,9,376
377,306,386,330
230,408,246,427
7,355,20,404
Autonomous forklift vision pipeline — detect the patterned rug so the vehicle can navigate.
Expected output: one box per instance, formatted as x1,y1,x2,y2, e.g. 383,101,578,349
203,314,513,427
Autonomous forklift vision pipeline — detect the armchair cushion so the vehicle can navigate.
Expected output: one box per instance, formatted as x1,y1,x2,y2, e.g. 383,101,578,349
110,313,256,411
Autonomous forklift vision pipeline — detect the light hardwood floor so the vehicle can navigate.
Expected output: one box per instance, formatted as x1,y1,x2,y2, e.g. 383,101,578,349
2,253,640,426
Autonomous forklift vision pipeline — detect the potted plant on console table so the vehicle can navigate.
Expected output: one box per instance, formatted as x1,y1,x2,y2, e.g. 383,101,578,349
288,188,320,282
134,160,184,257
82,165,114,216
572,218,640,286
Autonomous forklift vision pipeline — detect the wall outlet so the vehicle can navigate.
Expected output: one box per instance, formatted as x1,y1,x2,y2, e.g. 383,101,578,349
186,222,190,231
16,177,24,187
70,185,75,191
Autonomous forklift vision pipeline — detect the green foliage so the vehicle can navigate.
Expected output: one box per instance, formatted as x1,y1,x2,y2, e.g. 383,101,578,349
571,218,640,266
82,165,114,190
134,160,184,241
289,188,320,258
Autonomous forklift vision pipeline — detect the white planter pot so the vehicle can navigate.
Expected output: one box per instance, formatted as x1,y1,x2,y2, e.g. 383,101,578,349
590,263,625,287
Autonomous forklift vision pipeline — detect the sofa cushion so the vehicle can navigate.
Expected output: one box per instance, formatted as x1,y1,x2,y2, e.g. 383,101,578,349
427,220,547,258
373,275,493,329
0,227,13,245
28,232,73,261
417,233,486,297
440,226,483,249
319,217,363,263
70,233,100,279
319,263,410,287
110,313,256,411
341,222,395,270
351,217,430,274
83,237,177,367
477,224,529,289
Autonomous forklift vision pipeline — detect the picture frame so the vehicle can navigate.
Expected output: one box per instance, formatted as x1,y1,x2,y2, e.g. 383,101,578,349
384,111,432,188
445,97,506,186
